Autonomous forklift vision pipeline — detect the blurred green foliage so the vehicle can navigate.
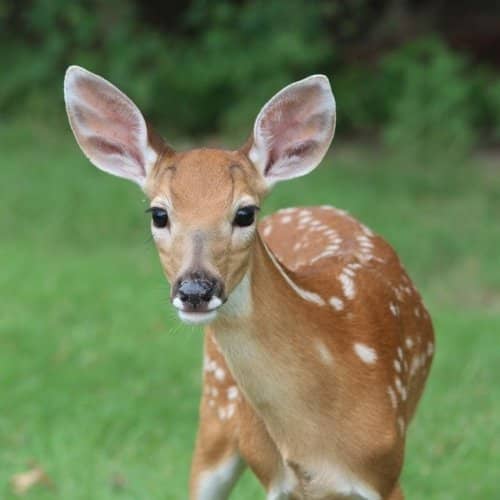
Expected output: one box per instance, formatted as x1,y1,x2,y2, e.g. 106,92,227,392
1,0,499,151
0,0,329,138
336,38,500,156
382,38,479,162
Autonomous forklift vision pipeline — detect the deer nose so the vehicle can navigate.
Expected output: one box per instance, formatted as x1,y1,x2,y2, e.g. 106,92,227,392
174,274,222,311
178,279,214,306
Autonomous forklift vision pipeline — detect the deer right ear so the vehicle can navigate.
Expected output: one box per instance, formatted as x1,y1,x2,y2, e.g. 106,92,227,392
64,66,169,188
244,75,336,189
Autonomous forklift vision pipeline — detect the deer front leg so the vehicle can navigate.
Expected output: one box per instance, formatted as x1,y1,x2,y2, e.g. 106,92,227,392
190,442,244,500
190,334,246,499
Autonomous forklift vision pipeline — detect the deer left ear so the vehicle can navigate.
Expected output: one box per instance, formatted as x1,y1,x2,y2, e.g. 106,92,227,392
245,75,336,188
64,65,169,188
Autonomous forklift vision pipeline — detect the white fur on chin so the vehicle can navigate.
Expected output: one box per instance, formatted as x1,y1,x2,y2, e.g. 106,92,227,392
178,310,218,325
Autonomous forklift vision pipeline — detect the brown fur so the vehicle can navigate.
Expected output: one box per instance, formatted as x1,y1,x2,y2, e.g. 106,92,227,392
145,148,434,499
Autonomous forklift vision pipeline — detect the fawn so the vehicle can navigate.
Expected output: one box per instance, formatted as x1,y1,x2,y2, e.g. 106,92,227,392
64,66,434,499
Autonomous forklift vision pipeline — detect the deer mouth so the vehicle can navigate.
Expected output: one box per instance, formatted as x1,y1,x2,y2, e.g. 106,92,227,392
177,309,219,325
172,294,225,325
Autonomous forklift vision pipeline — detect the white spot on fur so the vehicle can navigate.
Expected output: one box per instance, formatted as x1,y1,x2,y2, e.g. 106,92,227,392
339,273,355,300
427,342,434,357
393,359,401,373
314,339,334,366
205,358,217,373
215,368,226,381
387,386,397,409
263,225,272,237
419,353,427,369
281,215,292,224
343,267,356,277
357,235,374,249
329,296,344,311
409,357,420,377
226,403,236,419
325,244,340,252
227,386,239,400
309,249,337,264
405,337,414,349
389,302,399,316
397,417,405,435
401,386,407,401
298,215,313,224
361,224,374,237
395,376,405,397
204,357,212,372
394,288,404,302
353,343,377,364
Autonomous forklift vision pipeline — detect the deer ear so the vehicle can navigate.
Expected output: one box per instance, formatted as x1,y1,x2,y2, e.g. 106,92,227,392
64,66,168,188
246,75,335,187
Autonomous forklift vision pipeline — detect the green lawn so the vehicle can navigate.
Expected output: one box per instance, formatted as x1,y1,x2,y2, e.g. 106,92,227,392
1,120,499,499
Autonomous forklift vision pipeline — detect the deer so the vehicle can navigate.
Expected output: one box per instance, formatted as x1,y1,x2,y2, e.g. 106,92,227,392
64,66,434,500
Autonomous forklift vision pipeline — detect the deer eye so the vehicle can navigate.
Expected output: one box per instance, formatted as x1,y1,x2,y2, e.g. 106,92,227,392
233,206,258,227
147,207,169,228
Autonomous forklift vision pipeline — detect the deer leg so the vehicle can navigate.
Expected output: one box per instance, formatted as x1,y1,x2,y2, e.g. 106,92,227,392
189,385,246,500
190,443,244,500
190,334,246,499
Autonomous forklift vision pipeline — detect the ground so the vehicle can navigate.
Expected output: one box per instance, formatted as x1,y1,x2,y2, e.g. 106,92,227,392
1,120,499,498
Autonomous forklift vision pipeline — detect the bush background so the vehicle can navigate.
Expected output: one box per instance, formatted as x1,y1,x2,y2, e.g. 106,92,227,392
1,1,499,498
2,0,500,147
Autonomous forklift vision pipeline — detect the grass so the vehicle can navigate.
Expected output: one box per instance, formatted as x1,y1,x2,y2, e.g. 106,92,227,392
1,119,499,499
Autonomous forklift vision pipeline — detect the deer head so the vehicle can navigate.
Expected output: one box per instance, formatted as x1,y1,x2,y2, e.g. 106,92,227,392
64,66,336,325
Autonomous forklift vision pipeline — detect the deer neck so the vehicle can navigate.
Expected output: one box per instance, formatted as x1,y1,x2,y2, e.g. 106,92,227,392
208,233,318,424
211,231,305,339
